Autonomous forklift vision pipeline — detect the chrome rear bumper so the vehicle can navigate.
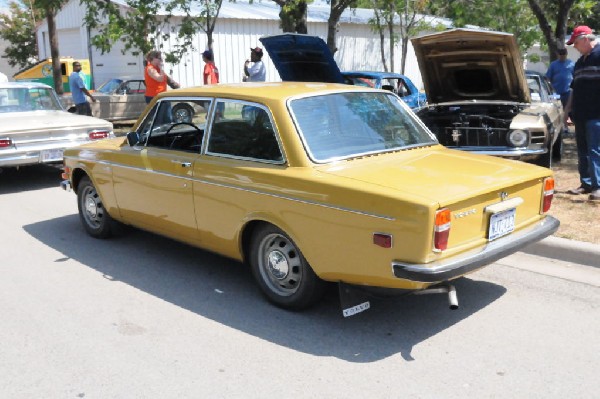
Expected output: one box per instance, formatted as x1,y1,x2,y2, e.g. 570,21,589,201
392,216,560,283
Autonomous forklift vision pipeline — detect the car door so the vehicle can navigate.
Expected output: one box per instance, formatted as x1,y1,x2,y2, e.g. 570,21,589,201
112,98,210,242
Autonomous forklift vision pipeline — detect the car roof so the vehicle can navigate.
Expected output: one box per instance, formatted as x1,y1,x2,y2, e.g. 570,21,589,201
0,81,52,89
156,82,372,101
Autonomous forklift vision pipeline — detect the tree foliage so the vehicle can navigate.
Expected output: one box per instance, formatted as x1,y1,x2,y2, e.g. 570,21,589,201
80,0,224,64
271,0,309,33
0,1,43,70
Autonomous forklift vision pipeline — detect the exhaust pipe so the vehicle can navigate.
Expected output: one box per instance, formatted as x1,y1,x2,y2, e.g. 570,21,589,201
414,283,459,310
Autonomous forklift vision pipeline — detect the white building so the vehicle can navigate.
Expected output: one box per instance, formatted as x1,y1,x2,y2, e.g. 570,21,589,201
35,0,447,89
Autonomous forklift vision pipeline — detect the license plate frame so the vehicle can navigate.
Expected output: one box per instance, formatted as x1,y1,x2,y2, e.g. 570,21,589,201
40,148,64,163
488,208,516,241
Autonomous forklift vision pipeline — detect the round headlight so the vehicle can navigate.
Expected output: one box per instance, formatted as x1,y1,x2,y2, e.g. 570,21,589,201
508,130,529,147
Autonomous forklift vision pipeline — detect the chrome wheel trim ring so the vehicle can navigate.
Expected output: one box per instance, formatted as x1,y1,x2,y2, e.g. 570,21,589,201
81,185,104,229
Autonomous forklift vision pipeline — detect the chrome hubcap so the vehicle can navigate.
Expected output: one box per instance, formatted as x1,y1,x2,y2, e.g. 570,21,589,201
268,250,289,279
85,196,98,217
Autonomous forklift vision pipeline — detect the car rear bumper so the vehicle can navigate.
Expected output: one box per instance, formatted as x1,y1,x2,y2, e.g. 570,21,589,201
392,215,560,283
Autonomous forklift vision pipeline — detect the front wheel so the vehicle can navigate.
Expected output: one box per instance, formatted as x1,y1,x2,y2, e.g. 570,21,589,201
249,224,326,310
77,176,114,238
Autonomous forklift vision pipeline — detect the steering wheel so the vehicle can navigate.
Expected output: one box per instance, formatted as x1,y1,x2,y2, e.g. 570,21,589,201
164,122,203,150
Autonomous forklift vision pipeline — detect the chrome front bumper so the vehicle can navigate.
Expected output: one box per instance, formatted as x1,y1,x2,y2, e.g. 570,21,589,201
392,216,560,283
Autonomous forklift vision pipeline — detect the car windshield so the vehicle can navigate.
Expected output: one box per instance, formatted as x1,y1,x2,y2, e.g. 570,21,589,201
97,79,124,94
0,87,63,112
289,91,436,162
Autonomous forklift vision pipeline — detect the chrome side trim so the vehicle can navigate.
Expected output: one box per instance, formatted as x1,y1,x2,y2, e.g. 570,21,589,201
95,159,396,221
392,216,559,283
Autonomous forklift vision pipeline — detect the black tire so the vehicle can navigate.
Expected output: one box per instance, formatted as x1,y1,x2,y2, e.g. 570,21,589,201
172,104,194,123
249,224,326,310
77,176,114,238
552,131,563,162
534,144,553,169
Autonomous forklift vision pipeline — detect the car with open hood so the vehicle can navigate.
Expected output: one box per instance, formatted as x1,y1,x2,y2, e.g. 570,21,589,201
60,82,559,315
259,33,425,108
0,82,113,168
411,29,564,168
61,77,147,121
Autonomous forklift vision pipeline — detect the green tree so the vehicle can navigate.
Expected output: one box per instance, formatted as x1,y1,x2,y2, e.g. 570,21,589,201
272,0,309,33
34,0,66,94
325,0,357,54
0,1,42,70
527,0,595,61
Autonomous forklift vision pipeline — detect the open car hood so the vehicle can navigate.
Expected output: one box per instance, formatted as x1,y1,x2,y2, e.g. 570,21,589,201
259,34,345,83
411,29,530,104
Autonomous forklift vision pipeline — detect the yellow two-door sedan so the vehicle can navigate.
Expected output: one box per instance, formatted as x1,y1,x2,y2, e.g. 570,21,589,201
61,82,559,313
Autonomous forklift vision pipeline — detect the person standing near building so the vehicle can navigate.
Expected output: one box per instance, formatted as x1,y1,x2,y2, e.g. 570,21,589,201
243,47,266,82
564,26,600,201
202,50,220,85
144,50,179,104
68,61,95,115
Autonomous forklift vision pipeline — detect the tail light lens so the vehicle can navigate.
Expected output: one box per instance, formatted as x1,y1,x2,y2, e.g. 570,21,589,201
434,208,451,251
89,130,110,140
541,177,554,213
61,166,71,180
0,138,12,148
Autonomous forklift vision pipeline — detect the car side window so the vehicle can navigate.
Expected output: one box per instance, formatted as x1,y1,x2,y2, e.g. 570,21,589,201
206,100,283,162
137,98,211,153
126,81,145,94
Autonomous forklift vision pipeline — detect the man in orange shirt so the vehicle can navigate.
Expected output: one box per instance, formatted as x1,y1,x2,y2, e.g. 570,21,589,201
202,50,219,85
144,50,179,104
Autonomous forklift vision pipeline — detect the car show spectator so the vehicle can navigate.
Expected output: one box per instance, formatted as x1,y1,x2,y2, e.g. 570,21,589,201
546,48,574,109
202,50,220,85
68,61,95,115
243,47,266,82
144,50,179,104
564,26,600,201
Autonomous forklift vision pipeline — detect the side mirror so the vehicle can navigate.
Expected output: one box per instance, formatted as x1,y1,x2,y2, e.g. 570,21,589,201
126,131,139,146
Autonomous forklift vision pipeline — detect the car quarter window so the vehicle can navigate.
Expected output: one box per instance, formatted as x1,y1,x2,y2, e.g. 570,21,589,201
138,98,211,153
124,81,145,94
206,100,283,162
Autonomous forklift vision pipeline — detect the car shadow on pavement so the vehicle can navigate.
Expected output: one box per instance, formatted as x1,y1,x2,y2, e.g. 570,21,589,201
0,164,62,194
24,215,507,363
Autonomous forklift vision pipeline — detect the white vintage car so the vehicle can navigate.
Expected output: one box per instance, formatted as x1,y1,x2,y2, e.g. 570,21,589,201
0,82,113,168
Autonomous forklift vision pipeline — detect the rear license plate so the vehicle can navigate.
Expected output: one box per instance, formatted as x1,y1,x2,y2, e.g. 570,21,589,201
40,149,63,162
488,208,516,241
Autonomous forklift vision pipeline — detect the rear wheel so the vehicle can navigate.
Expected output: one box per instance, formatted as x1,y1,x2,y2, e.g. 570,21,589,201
172,104,194,123
77,176,114,238
249,224,326,310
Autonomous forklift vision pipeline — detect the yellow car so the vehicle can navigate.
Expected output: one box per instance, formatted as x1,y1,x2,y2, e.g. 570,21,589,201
61,83,559,313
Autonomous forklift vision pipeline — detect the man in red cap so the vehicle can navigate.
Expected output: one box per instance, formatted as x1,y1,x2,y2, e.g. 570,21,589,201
243,47,266,82
564,26,600,201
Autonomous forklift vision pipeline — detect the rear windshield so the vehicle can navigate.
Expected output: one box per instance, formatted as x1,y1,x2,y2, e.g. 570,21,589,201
0,87,63,112
289,91,436,162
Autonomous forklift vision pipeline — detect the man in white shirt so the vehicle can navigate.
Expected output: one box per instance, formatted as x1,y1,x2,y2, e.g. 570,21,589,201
244,47,266,82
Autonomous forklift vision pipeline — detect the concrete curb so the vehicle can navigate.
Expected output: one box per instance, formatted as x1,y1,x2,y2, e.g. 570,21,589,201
522,236,600,268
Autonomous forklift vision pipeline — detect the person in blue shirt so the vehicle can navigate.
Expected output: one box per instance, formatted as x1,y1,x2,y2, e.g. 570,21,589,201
68,61,95,115
546,48,575,109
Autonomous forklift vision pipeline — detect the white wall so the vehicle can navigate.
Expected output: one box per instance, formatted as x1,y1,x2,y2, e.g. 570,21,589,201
37,0,426,90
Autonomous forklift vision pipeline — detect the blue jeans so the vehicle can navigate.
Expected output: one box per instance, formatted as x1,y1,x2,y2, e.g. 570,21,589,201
574,118,600,190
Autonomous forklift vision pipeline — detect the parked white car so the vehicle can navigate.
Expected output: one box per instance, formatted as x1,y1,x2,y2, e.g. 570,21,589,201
0,82,113,168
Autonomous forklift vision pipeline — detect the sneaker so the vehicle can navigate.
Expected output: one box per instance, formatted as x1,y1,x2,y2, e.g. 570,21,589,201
567,186,592,195
590,190,600,201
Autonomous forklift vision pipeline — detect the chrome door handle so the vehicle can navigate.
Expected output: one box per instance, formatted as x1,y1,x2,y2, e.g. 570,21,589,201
171,160,192,167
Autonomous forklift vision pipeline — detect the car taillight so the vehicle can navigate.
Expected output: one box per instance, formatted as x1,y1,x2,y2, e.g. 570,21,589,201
61,166,71,180
541,177,554,213
434,208,451,251
89,130,110,140
0,138,12,148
